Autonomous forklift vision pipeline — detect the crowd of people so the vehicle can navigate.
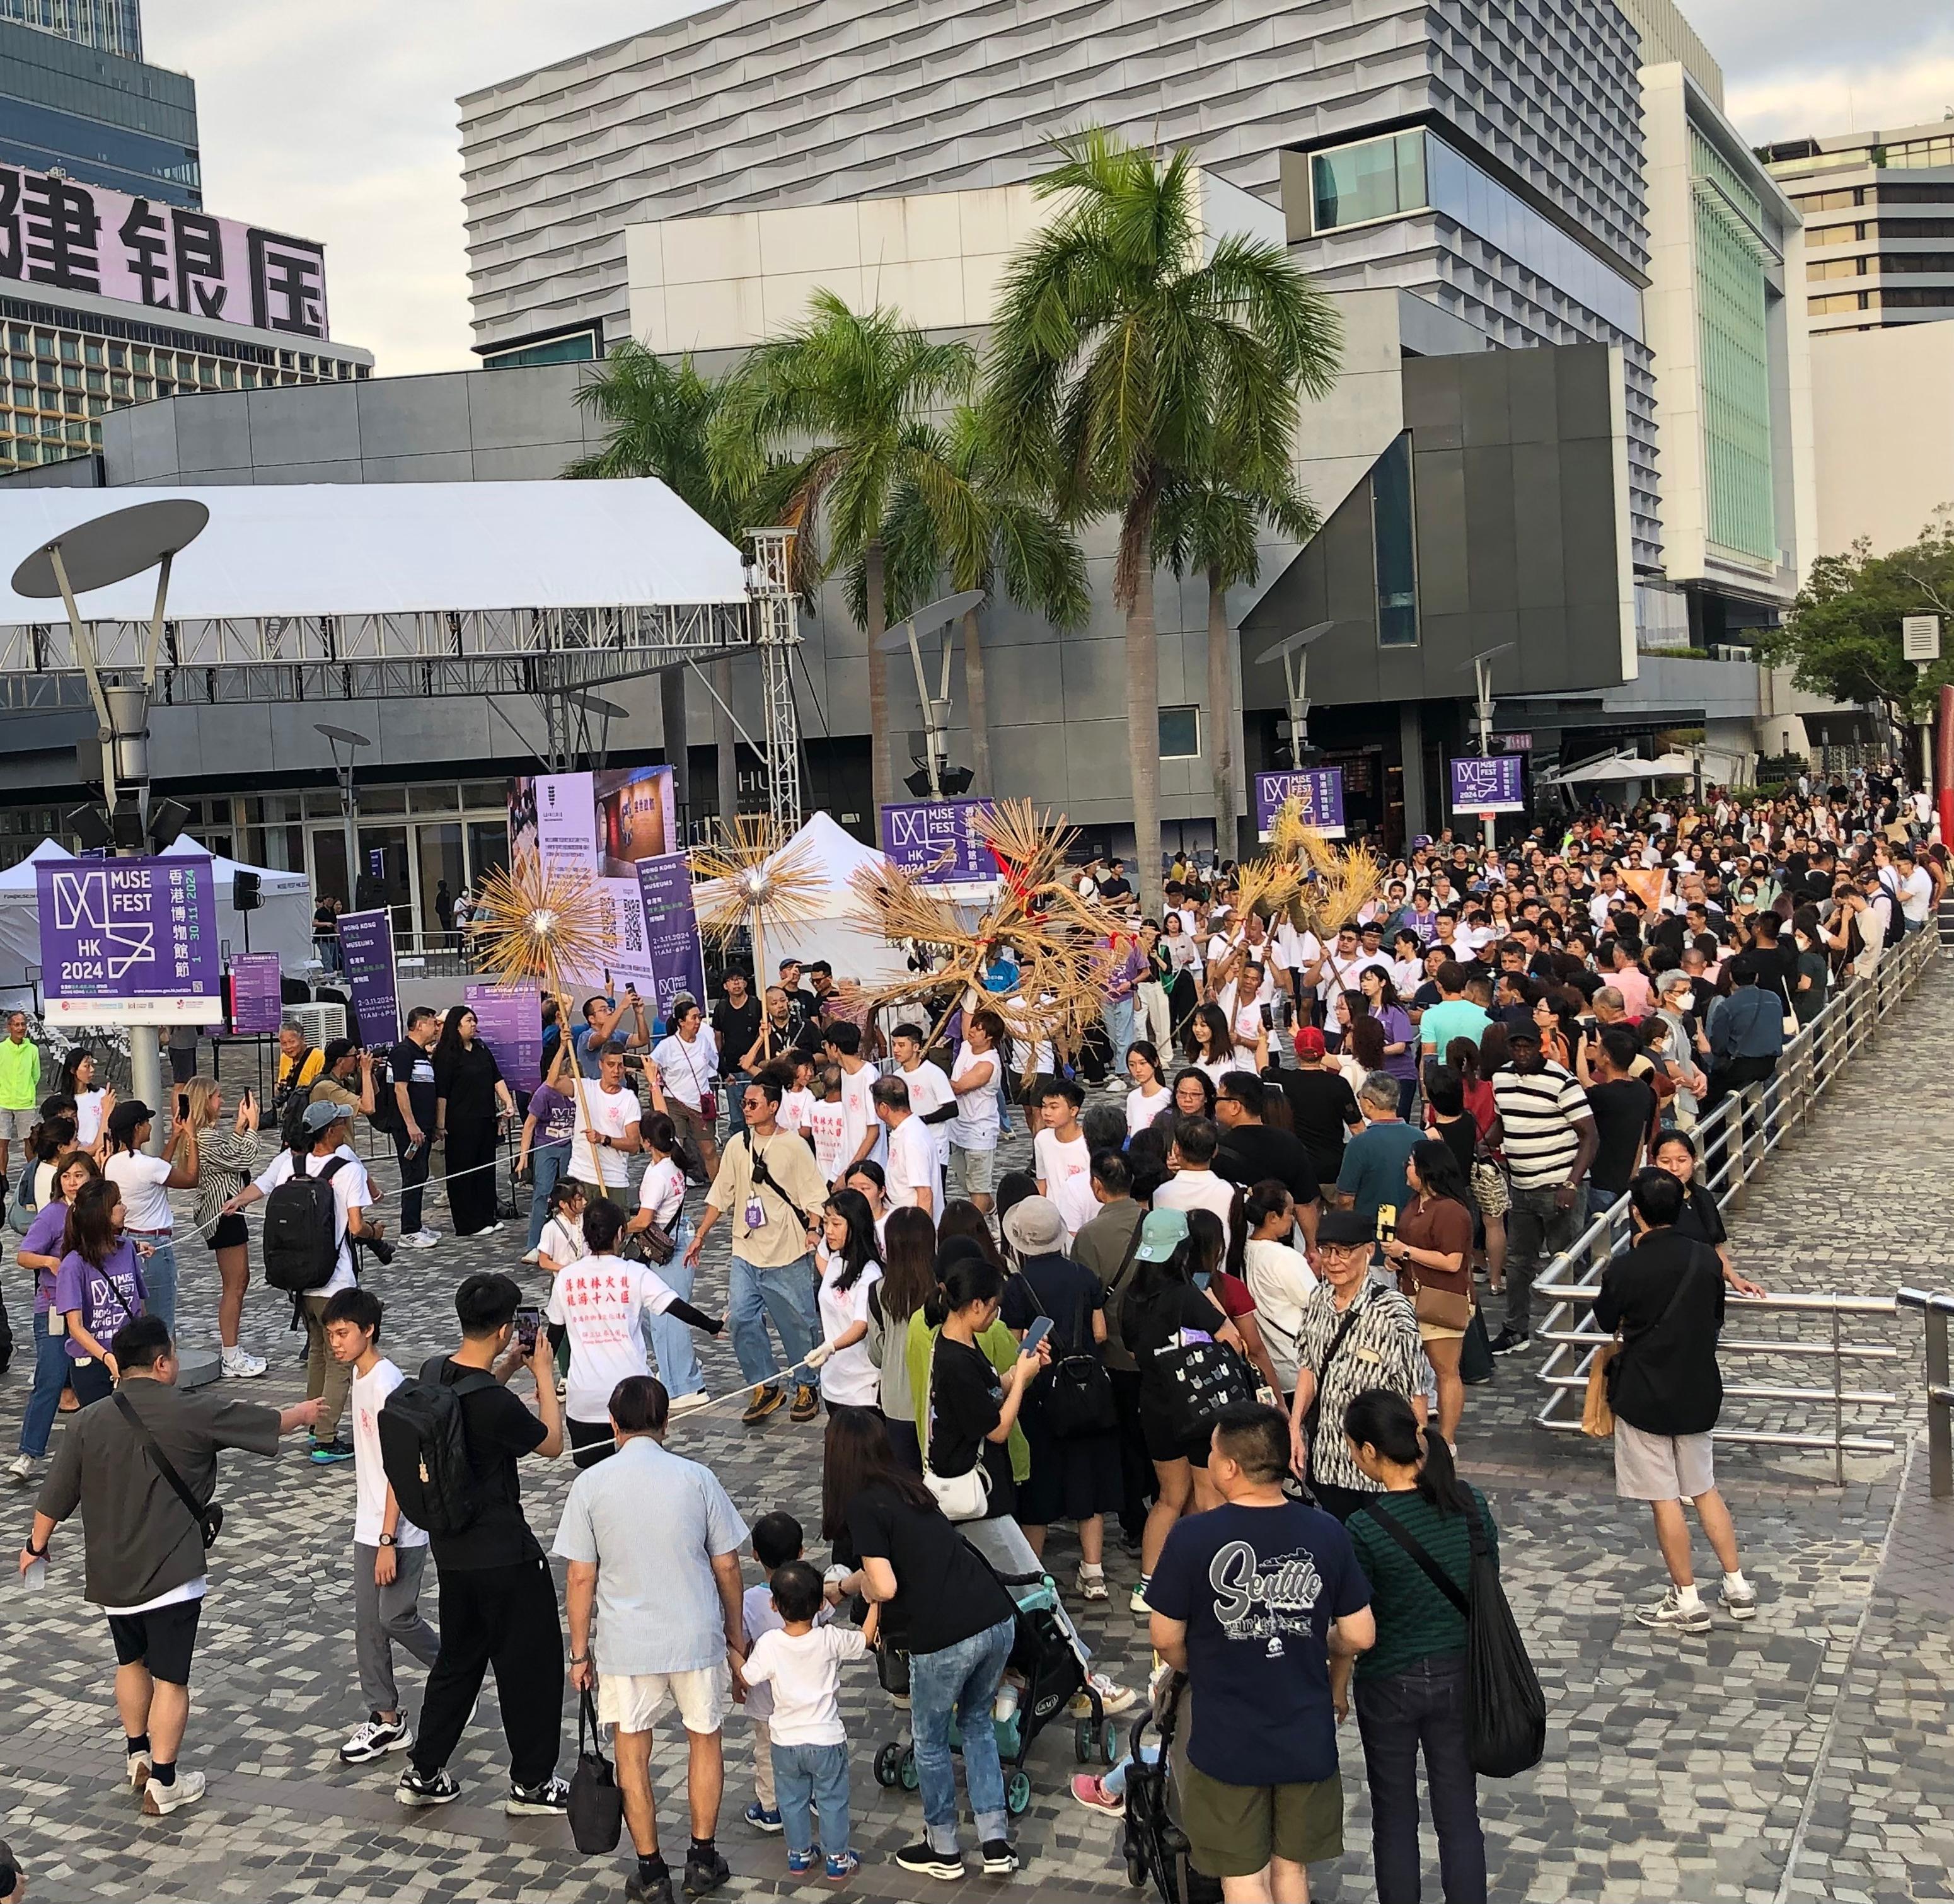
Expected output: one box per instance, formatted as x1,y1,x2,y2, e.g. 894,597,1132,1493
1,764,1940,1902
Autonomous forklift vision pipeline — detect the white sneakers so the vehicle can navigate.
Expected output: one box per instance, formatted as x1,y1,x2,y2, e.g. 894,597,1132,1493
668,1391,711,1416
141,1769,206,1816
6,1453,37,1487
520,1248,541,1265
1070,1672,1137,1717
1638,1576,1758,1634
220,1346,267,1380
397,1229,440,1250
1075,1566,1109,1602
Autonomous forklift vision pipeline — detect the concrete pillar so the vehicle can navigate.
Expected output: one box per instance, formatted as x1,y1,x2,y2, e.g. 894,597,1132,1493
1399,701,1426,842
659,666,693,836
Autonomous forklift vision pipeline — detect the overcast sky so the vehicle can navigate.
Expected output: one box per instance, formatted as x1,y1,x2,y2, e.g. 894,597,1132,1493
142,0,1953,379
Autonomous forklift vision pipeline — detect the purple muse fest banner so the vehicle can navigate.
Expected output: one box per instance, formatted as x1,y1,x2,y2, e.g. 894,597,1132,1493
879,799,997,883
635,853,708,1024
1448,754,1527,815
37,851,221,1024
335,908,400,1048
1252,769,1346,841
465,983,545,1093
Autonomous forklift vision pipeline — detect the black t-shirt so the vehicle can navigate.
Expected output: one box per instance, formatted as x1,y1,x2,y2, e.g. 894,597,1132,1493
1671,1180,1726,1251
388,1039,437,1128
928,1334,1015,1518
1431,1111,1477,1183
1097,874,1133,903
1594,1232,1726,1436
1126,1279,1229,1414
434,1039,504,1123
1277,1068,1363,1184
427,1359,548,1571
1585,1078,1655,1193
847,1480,1014,1656
711,997,765,1071
1215,1121,1319,1207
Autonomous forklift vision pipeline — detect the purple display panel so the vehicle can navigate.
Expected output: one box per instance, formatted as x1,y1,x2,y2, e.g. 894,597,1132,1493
466,983,546,1093
1252,769,1346,841
635,853,708,1024
879,800,997,882
335,908,400,1048
228,951,284,1035
1447,754,1527,815
37,852,221,1023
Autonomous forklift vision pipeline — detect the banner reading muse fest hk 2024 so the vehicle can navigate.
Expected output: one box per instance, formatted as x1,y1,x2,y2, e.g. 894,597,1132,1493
37,854,221,1024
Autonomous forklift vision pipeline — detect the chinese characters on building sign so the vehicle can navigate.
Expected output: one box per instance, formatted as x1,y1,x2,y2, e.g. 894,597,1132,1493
0,162,330,338
1447,754,1527,815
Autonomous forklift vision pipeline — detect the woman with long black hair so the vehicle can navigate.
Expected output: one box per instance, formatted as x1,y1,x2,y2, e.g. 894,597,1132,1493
812,1186,883,1416
1339,1388,1497,1904
1186,1003,1246,1090
873,1204,937,1468
1380,1139,1477,1447
432,1005,516,1238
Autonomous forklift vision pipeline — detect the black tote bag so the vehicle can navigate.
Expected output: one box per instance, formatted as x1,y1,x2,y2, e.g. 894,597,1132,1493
567,1685,623,1854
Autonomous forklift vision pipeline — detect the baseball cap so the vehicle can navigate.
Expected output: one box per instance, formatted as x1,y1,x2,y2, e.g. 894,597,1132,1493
301,1097,350,1134
1295,1026,1327,1058
107,1099,151,1140
321,1038,359,1069
1132,1208,1189,1263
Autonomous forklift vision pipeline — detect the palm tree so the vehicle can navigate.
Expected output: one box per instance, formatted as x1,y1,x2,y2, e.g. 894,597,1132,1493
711,292,986,813
985,128,1342,911
1156,473,1320,856
867,403,1090,793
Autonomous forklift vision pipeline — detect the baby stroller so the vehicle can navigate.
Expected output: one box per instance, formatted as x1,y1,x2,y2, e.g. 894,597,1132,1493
871,1572,1113,1817
1120,1673,1221,1904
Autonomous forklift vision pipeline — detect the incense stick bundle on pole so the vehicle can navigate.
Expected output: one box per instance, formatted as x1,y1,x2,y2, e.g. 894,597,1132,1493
691,814,825,1006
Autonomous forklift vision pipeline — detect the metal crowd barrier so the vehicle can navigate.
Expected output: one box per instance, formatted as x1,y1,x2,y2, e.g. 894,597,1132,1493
1897,1288,1954,1499
1535,921,1941,1482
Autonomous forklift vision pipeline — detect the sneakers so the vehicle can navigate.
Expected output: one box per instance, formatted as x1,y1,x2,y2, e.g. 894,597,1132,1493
1075,1566,1109,1602
627,1867,677,1904
140,1768,205,1816
1488,1327,1532,1356
742,1384,785,1426
7,1452,38,1487
1070,1672,1136,1717
787,1849,818,1877
506,1775,570,1815
744,1801,783,1834
397,1229,439,1251
396,1765,461,1808
1635,1586,1711,1634
824,1850,861,1883
127,1748,153,1791
981,1840,1019,1876
219,1345,267,1379
1720,1576,1759,1621
340,1714,412,1763
308,1435,355,1465
1130,1579,1152,1615
669,1390,712,1416
790,1382,820,1424
476,1221,505,1237
896,1843,966,1879
1070,1772,1123,1816
520,1248,541,1265
683,1846,731,1895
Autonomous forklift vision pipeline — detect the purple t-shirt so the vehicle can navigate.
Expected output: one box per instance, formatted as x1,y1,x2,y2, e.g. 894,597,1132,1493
53,1238,147,1359
21,1200,69,1315
529,1082,577,1149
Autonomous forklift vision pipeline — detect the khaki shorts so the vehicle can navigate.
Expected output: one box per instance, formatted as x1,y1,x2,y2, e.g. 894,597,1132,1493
597,1661,732,1736
668,1100,714,1146
1418,1320,1467,1344
952,1140,997,1195
1179,1759,1343,1876
1614,1419,1715,1502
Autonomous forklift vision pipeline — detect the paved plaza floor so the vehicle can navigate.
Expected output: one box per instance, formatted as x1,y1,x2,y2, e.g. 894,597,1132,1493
3,964,1953,1902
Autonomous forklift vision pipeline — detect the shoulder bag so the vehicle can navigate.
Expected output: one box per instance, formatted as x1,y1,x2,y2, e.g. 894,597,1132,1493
113,1391,223,1550
566,1684,623,1854
1396,1197,1476,1332
1357,1492,1545,1779
1147,1283,1257,1446
744,1131,813,1235
920,1330,991,1522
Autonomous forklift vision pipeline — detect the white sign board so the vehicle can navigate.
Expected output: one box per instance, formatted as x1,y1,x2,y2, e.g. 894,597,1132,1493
1902,614,1941,662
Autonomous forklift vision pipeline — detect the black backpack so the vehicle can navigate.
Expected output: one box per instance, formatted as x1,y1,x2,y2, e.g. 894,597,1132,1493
278,1080,317,1153
262,1153,349,1293
378,1356,499,1538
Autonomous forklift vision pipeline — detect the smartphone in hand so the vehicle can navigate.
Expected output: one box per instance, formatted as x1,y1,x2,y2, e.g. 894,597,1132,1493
515,1305,543,1356
1020,1315,1055,1360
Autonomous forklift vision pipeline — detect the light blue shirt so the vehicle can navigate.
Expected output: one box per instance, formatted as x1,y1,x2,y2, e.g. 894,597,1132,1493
552,1436,749,1675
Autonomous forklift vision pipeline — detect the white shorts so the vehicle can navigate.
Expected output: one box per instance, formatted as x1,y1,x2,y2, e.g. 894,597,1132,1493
1614,1420,1715,1502
952,1141,997,1194
0,1106,32,1140
598,1661,732,1736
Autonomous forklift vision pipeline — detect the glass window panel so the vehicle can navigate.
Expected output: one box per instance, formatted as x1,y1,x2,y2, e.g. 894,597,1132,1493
1158,707,1200,759
1373,432,1419,647
1312,136,1411,231
407,784,458,813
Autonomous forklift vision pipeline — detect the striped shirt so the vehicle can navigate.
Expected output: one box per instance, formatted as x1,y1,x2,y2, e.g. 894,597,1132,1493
1490,1061,1592,1191
1296,1281,1424,1494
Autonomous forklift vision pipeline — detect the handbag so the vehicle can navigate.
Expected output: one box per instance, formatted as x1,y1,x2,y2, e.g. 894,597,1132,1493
1410,1279,1476,1332
566,1685,623,1854
1580,1340,1619,1438
1358,1494,1546,1779
1469,1151,1510,1219
921,1330,992,1522
113,1392,224,1550
1032,1282,1116,1441
1154,1335,1257,1446
625,1221,677,1268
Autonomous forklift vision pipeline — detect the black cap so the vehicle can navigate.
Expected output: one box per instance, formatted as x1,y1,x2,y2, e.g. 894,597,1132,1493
107,1099,152,1139
322,1038,359,1068
1317,1209,1375,1247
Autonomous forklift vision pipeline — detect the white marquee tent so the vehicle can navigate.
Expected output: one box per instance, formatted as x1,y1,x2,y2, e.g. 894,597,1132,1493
0,837,313,1008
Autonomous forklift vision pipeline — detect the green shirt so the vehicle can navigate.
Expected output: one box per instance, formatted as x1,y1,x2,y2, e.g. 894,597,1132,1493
0,1034,39,1111
1417,998,1492,1057
1346,1485,1499,1681
903,1309,1030,1484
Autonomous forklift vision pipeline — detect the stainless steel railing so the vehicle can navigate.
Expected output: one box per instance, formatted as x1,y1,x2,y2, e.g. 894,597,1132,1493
1897,1287,1954,1499
1534,921,1941,1479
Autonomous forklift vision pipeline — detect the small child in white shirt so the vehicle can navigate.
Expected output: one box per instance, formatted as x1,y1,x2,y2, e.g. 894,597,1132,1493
741,1557,874,1883
739,1511,823,1833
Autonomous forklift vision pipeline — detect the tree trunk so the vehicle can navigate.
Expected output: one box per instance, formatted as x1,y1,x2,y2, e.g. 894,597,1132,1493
865,540,893,814
962,604,992,794
1126,562,1164,918
1205,564,1239,862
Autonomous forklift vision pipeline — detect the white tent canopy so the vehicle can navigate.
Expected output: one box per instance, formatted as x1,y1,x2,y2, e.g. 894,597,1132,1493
1546,751,1701,787
0,479,747,625
695,811,913,988
0,838,314,1007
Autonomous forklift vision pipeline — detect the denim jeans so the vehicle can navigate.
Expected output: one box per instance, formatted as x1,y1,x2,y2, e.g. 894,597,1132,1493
647,1215,703,1396
724,1073,751,1140
727,1250,818,1389
910,1613,1015,1854
18,1315,69,1457
771,1738,851,1859
524,1141,570,1251
1101,996,1136,1072
1501,1184,1578,1334
1353,1653,1487,1904
136,1238,178,1335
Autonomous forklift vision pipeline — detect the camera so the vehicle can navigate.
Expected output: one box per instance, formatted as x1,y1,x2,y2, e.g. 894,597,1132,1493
360,1233,396,1267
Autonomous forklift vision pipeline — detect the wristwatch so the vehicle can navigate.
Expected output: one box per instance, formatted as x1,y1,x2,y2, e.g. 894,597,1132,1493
377,1533,397,1548
24,1533,47,1558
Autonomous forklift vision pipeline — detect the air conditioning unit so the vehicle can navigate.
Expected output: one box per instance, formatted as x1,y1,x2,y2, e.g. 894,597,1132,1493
284,1001,346,1048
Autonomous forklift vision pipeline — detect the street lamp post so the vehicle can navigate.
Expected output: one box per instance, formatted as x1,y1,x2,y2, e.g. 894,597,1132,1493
1252,621,1336,770
12,499,210,1153
1466,642,1515,856
316,724,371,915
876,589,986,797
